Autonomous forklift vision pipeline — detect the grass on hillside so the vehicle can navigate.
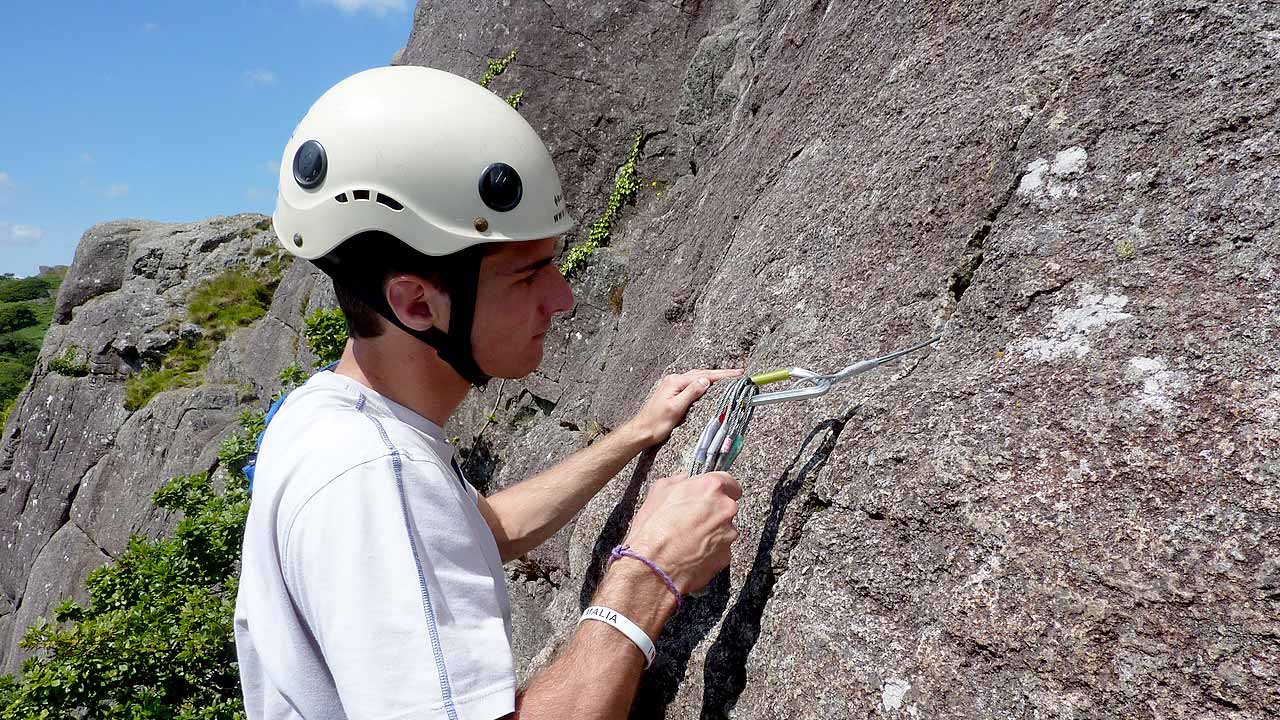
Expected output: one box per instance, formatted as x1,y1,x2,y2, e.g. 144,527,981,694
124,266,282,411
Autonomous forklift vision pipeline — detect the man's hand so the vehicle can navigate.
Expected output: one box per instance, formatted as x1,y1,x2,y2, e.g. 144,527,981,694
621,471,742,594
623,369,743,447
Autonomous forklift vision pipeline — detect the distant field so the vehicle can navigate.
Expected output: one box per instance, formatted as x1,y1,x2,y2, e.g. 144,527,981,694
0,267,67,421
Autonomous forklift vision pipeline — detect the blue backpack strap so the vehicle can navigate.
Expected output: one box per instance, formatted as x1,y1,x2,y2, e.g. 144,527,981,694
246,361,340,496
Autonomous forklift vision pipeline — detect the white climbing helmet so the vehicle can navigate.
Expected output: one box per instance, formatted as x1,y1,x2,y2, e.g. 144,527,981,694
272,65,575,260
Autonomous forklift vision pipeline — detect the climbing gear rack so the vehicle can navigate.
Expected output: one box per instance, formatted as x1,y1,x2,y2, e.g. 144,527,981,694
688,335,940,474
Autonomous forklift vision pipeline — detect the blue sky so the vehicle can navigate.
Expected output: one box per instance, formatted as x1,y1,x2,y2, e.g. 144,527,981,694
0,0,417,276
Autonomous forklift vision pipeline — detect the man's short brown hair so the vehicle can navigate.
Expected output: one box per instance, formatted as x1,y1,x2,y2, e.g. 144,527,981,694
325,231,488,339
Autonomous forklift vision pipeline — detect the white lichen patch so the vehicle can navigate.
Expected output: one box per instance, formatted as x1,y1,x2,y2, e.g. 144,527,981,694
1017,146,1089,200
1125,356,1189,413
881,678,911,711
1021,290,1133,361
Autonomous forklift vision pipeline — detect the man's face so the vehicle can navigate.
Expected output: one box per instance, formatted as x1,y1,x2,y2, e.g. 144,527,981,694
470,237,575,379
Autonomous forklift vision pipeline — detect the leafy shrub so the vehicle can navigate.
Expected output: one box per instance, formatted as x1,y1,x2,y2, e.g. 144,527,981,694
0,410,264,718
0,397,13,429
48,346,89,377
303,308,347,366
0,305,38,334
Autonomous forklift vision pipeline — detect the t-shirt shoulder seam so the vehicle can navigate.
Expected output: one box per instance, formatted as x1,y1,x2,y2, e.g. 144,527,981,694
280,450,399,565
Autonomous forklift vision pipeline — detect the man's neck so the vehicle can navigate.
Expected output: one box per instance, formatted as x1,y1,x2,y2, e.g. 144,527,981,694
333,332,472,427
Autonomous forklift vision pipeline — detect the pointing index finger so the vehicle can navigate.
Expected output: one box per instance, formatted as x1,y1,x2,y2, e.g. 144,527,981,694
683,368,745,383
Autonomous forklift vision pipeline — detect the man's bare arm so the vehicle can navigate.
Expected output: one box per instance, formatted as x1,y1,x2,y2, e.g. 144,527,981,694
477,369,741,563
506,561,676,718
502,471,742,719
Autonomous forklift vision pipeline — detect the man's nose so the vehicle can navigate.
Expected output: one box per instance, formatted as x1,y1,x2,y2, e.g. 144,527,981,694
546,267,575,316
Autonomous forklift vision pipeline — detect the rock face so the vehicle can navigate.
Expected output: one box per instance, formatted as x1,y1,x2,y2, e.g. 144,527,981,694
2,0,1277,716
0,215,330,674
397,1,1280,717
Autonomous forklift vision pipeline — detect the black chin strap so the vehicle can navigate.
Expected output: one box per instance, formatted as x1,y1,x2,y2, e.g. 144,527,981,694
312,249,492,388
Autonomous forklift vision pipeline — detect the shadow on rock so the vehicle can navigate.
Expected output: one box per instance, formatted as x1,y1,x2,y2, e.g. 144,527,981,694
698,408,854,720
460,435,499,496
580,444,662,609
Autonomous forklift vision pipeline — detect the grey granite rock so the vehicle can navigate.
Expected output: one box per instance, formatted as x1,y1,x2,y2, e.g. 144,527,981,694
401,0,1280,716
0,214,311,672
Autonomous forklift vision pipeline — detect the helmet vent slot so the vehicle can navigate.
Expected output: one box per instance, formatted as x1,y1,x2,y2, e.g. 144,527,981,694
376,193,404,211
352,189,371,201
335,193,348,203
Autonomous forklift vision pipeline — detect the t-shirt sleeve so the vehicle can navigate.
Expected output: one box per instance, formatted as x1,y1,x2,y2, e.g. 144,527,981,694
282,453,516,720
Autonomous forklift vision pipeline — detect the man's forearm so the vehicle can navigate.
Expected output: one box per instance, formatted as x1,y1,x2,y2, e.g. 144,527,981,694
482,422,652,562
511,560,677,718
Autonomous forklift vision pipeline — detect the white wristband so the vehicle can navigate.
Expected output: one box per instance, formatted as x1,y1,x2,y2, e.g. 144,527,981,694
579,605,657,668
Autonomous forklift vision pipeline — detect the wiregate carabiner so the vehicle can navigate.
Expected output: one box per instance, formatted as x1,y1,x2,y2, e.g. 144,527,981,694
748,335,940,407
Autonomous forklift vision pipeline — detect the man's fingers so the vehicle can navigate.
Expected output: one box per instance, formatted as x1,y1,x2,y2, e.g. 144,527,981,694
702,471,743,500
672,375,712,408
679,368,744,385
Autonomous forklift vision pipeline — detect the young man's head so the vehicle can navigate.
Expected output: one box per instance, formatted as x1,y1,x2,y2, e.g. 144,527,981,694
271,65,579,386
330,232,574,380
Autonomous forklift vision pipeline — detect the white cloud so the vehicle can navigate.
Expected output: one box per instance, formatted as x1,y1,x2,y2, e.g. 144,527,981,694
259,161,278,175
141,21,160,32
0,171,13,190
105,183,130,198
80,153,94,163
317,0,408,15
244,69,278,87
0,222,44,245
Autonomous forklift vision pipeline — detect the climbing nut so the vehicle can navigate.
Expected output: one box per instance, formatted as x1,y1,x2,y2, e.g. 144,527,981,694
474,216,489,233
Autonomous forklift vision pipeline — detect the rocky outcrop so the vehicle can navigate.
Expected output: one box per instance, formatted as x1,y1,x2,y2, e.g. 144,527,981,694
2,0,1276,716
0,215,320,674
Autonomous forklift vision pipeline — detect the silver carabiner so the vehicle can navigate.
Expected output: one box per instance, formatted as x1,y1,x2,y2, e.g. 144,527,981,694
749,335,940,407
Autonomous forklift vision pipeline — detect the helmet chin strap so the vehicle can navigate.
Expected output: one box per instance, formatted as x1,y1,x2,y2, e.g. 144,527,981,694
312,249,492,388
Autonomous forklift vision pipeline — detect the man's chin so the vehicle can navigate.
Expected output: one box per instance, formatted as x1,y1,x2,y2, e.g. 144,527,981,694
487,347,544,380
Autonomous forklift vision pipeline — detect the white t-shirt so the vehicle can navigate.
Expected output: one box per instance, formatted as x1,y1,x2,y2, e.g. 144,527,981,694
234,370,515,720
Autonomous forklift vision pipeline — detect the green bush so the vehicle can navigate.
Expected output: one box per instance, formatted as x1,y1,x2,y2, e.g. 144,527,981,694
0,397,13,429
48,346,89,377
0,410,263,718
303,308,347,366
0,305,38,334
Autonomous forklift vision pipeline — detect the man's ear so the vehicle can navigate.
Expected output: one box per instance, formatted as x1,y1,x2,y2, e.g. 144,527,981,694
385,274,451,333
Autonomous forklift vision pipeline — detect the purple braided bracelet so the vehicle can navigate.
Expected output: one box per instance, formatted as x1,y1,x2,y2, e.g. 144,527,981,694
608,544,682,611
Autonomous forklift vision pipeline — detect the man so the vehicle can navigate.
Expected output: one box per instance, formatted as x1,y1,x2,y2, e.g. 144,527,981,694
234,65,742,719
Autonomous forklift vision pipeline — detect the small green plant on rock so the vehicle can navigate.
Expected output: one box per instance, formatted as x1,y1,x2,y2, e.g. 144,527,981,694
279,363,307,390
560,131,644,278
479,49,518,89
48,346,89,377
303,308,348,366
0,397,13,429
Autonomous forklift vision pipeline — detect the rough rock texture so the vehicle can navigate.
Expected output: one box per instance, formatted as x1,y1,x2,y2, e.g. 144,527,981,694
0,215,310,674
398,0,1280,717
2,0,1277,716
